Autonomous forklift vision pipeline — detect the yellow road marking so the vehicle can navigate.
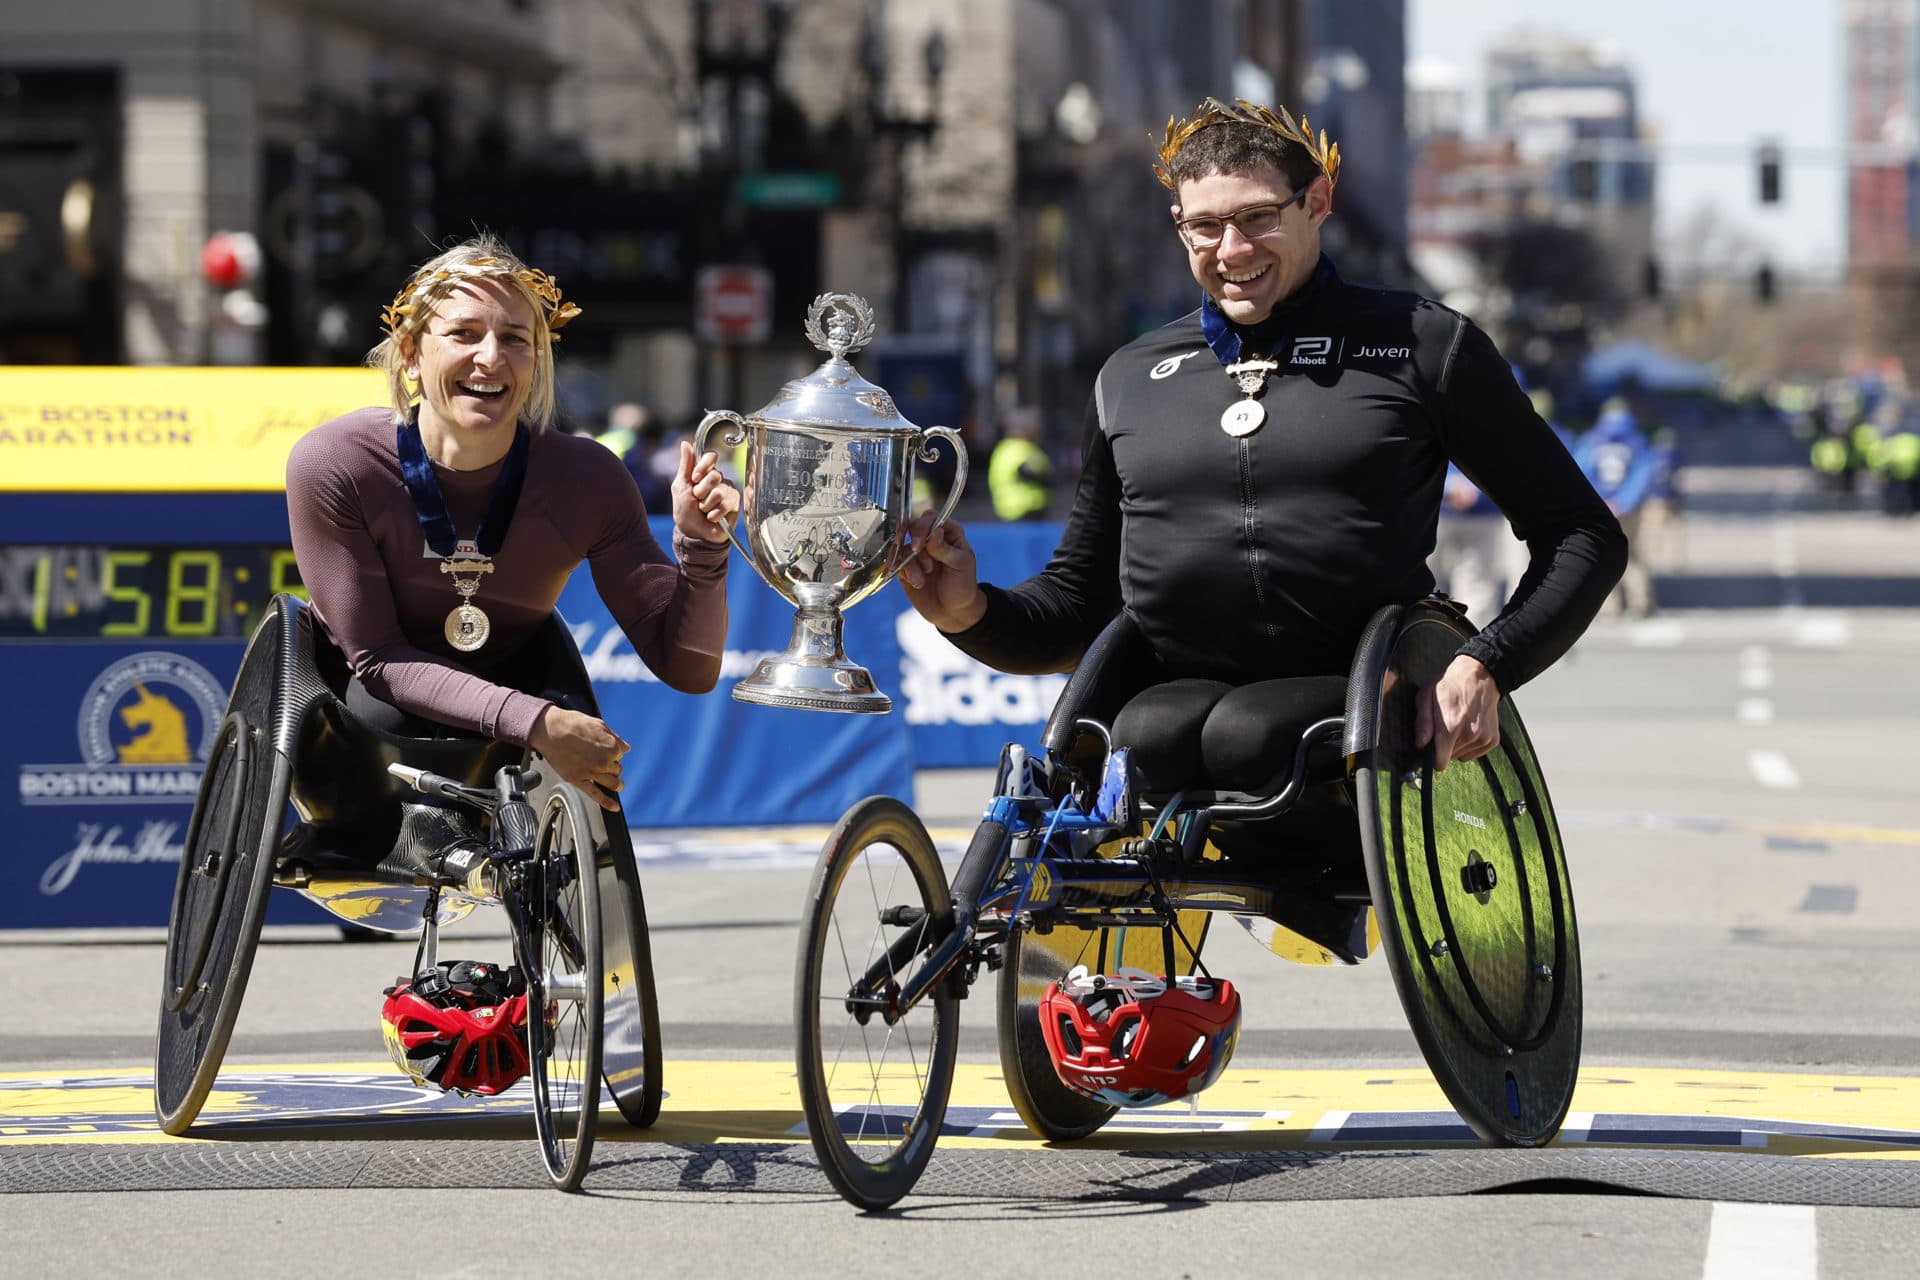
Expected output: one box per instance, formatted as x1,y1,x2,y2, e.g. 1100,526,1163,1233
5,1062,1920,1157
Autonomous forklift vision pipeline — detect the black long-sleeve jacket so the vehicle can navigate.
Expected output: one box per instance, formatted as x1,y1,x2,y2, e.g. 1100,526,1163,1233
948,258,1627,692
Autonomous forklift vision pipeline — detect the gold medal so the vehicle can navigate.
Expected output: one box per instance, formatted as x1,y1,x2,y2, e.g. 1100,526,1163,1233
1221,399,1266,437
438,553,496,652
445,603,491,652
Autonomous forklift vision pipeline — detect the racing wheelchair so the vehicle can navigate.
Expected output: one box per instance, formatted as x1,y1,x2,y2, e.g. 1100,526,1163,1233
794,598,1581,1209
154,594,663,1192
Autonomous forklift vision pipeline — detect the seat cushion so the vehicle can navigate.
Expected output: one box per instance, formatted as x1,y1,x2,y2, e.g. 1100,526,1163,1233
1114,675,1350,796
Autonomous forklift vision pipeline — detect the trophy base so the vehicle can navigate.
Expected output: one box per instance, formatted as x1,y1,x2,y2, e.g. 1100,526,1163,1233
731,657,893,715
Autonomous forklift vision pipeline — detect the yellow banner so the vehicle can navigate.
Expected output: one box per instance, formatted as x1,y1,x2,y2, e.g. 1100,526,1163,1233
0,366,388,492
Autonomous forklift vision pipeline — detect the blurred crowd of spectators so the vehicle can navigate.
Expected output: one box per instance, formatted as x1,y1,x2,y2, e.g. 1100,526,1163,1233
1789,375,1920,519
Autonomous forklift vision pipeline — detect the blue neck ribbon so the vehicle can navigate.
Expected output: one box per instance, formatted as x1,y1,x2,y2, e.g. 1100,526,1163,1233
395,418,530,558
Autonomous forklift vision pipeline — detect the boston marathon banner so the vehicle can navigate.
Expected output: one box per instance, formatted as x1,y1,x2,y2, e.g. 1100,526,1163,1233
1,512,1060,927
0,366,386,491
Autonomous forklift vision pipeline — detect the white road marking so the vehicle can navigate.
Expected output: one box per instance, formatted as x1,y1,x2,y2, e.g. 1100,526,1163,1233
1308,1109,1350,1143
1627,618,1687,648
1790,615,1851,648
1557,1111,1594,1143
1747,750,1802,790
1701,1202,1816,1280
1738,645,1774,690
1736,698,1775,725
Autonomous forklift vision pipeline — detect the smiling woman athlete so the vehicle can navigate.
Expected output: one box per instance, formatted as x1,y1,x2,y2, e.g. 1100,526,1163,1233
284,234,739,809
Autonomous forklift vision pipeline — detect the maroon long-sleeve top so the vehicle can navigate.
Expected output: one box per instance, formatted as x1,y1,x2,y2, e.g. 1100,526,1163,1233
285,407,729,745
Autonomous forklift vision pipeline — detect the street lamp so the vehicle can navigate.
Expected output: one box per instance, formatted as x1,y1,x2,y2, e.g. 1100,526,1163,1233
861,4,946,329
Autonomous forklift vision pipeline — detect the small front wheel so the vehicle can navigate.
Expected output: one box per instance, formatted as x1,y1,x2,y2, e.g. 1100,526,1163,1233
795,797,959,1210
521,787,605,1192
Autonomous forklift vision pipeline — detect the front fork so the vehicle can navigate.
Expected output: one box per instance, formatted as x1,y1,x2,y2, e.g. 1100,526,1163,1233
848,804,1020,1023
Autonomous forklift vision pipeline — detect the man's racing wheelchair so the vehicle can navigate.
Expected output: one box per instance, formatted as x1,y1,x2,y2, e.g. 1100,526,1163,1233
794,598,1580,1209
154,595,663,1191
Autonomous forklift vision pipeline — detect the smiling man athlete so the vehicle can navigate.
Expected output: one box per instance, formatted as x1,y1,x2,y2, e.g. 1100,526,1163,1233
900,98,1624,797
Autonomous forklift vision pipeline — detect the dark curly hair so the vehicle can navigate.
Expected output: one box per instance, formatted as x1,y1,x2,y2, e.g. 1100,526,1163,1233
1166,122,1322,196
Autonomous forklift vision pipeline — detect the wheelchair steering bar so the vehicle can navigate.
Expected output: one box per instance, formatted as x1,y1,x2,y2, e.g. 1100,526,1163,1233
387,763,497,809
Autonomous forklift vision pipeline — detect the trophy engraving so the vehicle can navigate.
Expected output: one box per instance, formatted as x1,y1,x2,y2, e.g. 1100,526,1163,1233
695,291,968,713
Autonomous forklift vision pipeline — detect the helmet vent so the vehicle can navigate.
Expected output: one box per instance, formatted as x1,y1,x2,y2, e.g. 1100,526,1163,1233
1178,1034,1207,1070
1056,1014,1083,1057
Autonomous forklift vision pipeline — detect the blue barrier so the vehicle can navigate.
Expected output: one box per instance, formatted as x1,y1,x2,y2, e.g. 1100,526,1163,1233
0,518,1066,928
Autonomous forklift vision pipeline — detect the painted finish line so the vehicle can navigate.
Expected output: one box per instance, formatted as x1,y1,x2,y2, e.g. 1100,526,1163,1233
6,1062,1920,1160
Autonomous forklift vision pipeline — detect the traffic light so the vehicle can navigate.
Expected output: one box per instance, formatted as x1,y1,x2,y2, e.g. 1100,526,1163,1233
1758,143,1783,204
1643,256,1662,300
1756,262,1776,303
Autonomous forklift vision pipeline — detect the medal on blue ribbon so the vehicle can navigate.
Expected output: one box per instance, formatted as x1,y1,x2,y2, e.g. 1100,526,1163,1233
396,419,529,652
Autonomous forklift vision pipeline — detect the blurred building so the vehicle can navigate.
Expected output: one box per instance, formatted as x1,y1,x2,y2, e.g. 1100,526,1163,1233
1407,30,1653,386
1843,0,1920,373
0,0,1409,456
1,0,562,367
1484,31,1655,305
1303,0,1411,287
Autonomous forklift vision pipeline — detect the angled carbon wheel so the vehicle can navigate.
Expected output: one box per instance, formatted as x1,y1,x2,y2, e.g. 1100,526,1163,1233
996,923,1118,1141
1354,602,1582,1147
594,815,663,1130
996,913,1212,1140
154,609,293,1135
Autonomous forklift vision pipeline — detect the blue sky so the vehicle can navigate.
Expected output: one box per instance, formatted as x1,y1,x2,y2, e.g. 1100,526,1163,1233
1409,0,1845,279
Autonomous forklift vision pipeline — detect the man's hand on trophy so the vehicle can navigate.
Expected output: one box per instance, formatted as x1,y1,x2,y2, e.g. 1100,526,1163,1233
901,513,988,633
672,440,740,544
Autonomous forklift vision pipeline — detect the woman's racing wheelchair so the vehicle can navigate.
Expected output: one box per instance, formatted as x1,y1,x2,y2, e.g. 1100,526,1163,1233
794,598,1581,1209
154,594,663,1191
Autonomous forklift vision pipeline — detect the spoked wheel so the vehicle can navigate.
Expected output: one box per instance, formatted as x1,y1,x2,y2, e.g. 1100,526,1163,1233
996,923,1117,1140
521,787,604,1192
795,796,959,1210
1355,601,1582,1147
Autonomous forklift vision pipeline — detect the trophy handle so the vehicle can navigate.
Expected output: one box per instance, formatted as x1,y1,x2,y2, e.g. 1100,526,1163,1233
694,409,755,563
884,425,969,583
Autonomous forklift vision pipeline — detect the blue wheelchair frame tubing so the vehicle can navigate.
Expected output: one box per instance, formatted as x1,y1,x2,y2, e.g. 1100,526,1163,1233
979,791,1122,919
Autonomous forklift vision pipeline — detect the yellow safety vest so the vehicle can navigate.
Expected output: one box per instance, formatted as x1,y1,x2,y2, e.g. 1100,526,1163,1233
989,438,1052,520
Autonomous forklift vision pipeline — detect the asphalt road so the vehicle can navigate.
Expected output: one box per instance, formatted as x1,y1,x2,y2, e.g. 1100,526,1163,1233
6,499,1920,1276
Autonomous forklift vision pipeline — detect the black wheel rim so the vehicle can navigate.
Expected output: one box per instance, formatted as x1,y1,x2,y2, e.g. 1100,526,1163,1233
796,798,958,1210
525,790,603,1191
164,714,252,1013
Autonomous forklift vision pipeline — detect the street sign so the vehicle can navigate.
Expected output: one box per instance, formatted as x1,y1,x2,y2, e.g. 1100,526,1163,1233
696,264,774,344
736,171,843,209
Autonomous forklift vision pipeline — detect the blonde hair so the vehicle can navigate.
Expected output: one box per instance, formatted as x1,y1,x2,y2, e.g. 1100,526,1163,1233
367,234,581,431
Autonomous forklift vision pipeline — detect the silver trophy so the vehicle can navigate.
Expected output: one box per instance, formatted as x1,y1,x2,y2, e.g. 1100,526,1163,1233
695,292,967,713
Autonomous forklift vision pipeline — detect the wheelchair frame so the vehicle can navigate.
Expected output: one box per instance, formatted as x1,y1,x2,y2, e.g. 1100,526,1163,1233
794,598,1583,1210
154,595,663,1193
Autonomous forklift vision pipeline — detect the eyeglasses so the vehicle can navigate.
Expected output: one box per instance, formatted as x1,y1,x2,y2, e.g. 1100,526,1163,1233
1175,186,1312,249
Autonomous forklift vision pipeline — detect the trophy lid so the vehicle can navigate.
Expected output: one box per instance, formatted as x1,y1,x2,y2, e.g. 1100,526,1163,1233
746,293,922,436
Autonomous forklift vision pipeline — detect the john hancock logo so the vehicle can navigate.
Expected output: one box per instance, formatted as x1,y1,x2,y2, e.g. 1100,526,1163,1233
17,652,227,894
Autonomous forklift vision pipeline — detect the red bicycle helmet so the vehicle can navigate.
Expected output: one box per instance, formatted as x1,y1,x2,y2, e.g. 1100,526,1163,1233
1038,965,1241,1109
380,960,530,1095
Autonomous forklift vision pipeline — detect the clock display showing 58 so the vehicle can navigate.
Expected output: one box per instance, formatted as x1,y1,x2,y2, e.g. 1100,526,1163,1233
0,546,307,638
